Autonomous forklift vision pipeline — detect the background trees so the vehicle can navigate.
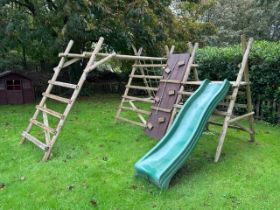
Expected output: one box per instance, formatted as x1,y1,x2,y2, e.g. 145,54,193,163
0,0,217,72
1,0,279,72
200,0,280,45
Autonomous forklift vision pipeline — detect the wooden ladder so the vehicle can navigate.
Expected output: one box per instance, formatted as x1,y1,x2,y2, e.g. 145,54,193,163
20,37,115,161
114,47,167,127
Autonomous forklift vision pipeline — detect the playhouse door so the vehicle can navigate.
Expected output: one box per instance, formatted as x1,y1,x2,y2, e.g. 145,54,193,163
6,79,23,104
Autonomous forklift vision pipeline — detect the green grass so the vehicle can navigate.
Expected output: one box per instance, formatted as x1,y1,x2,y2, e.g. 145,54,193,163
0,94,279,210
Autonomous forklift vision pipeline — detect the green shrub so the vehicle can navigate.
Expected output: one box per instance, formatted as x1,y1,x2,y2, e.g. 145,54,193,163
197,40,280,123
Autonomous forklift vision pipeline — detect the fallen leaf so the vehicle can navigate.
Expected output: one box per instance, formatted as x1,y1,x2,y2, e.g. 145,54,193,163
68,185,74,191
90,198,97,206
0,183,5,189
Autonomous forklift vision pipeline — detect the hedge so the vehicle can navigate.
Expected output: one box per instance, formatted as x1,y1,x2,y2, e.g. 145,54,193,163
196,40,280,123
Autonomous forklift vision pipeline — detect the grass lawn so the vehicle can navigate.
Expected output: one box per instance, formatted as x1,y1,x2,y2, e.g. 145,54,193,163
0,94,279,210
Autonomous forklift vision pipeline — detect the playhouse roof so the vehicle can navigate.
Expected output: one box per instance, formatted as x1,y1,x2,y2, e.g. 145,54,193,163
0,71,32,80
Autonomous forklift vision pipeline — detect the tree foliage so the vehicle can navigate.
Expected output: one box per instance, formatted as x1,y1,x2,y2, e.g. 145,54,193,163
1,0,205,72
201,0,280,45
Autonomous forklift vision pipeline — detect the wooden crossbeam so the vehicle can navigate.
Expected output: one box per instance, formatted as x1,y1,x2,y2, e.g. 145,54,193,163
62,58,81,69
59,52,167,61
228,112,255,123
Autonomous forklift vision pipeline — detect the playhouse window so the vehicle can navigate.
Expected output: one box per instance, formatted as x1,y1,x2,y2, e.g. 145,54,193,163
0,80,4,90
6,80,21,90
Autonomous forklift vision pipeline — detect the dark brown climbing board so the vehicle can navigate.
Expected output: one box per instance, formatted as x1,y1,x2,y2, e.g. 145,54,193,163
145,53,190,139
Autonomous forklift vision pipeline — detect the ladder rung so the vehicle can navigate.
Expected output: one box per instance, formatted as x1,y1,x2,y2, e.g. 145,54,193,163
151,106,171,113
129,75,162,79
178,91,193,96
123,96,154,103
181,81,251,86
121,106,151,115
30,119,56,134
21,132,49,151
213,110,229,116
191,64,199,68
133,64,166,68
116,116,146,127
218,102,247,109
43,93,71,104
36,105,64,119
160,79,181,84
126,85,158,91
174,104,182,109
48,80,78,89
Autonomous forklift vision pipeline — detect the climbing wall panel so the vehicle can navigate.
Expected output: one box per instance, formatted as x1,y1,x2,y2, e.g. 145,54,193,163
145,53,190,139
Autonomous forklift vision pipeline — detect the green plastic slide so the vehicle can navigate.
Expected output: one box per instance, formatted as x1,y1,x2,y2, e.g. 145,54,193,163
135,79,231,189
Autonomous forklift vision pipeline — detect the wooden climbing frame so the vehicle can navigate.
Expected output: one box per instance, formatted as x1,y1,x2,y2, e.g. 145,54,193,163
21,35,255,163
117,35,255,162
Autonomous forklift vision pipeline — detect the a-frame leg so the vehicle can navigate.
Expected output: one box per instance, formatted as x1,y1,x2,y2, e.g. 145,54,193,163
241,35,255,142
214,37,254,162
214,108,233,162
